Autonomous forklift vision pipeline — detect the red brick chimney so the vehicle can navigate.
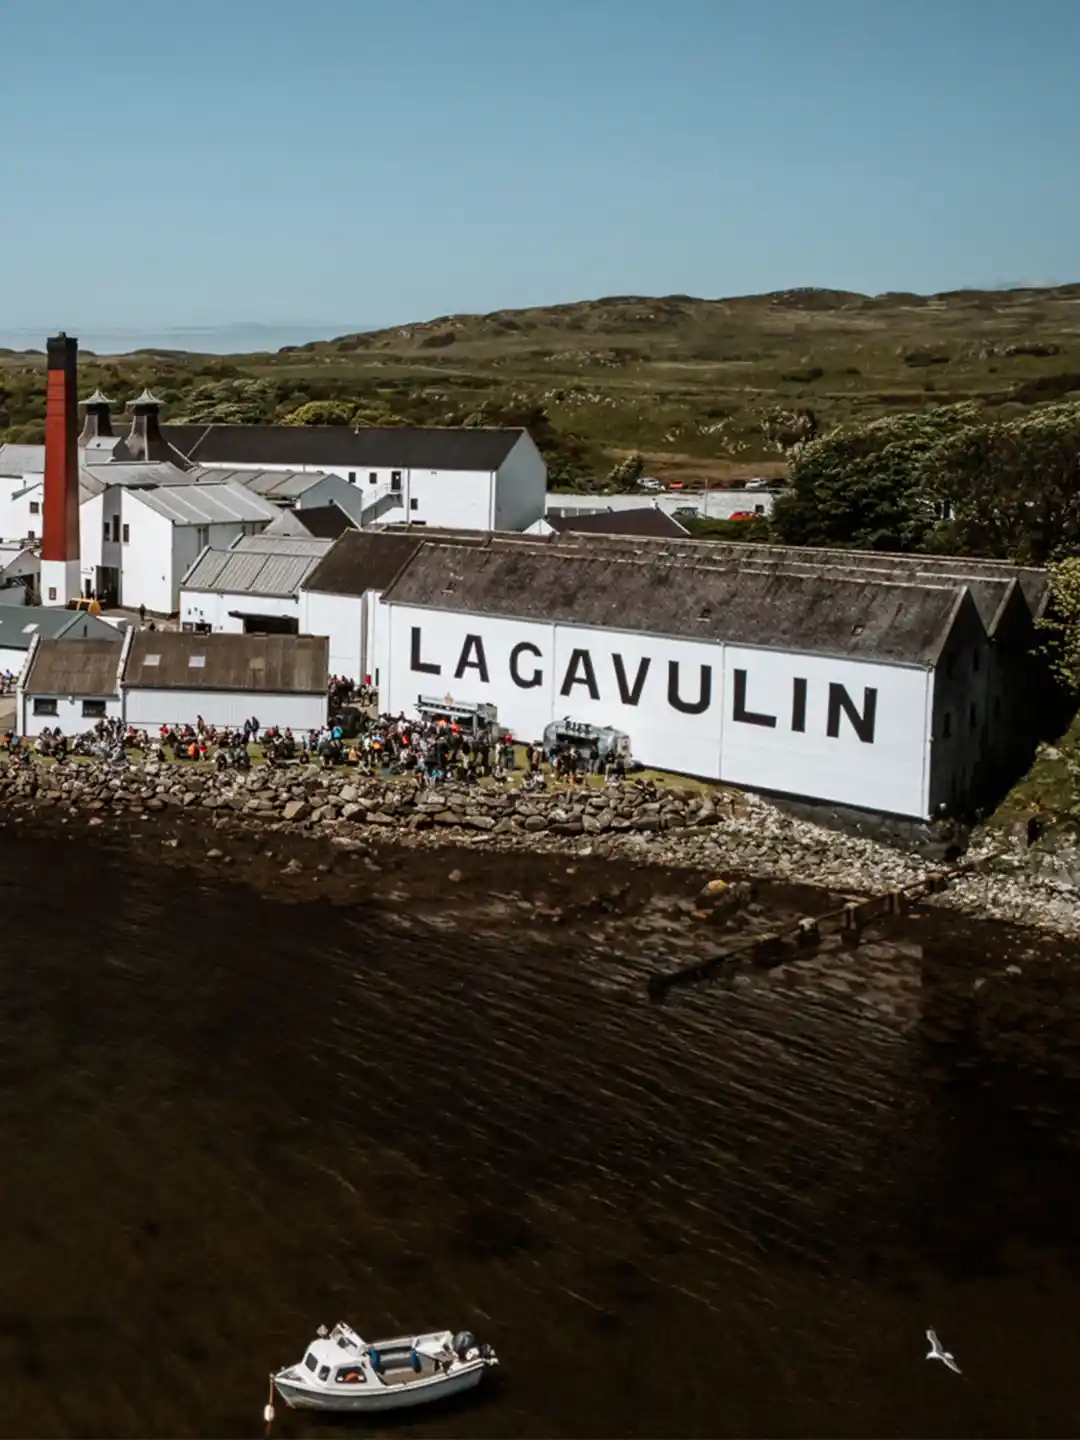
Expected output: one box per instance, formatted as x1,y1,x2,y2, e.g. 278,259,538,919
41,333,81,606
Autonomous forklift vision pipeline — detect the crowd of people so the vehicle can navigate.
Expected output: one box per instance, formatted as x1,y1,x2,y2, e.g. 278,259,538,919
0,706,632,790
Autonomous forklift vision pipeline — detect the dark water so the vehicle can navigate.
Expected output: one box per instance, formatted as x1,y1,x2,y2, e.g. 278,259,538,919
2,827,1080,1438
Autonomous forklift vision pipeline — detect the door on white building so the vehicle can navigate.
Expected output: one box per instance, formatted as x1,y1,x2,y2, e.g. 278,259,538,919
390,471,402,494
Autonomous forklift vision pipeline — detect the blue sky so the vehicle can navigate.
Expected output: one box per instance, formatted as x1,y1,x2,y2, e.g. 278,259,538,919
1,0,1077,335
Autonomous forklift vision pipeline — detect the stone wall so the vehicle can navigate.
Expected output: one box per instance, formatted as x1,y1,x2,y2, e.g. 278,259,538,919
0,758,1076,936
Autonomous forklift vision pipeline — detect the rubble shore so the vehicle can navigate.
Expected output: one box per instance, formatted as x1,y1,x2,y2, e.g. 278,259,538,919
1,757,1076,937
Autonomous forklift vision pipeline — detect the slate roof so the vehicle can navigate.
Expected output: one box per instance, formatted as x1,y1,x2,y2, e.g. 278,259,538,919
537,533,1050,631
300,529,496,597
0,607,120,652
162,423,526,471
127,482,278,525
181,535,332,596
546,507,690,539
22,637,123,696
382,542,967,665
265,504,357,540
125,631,328,693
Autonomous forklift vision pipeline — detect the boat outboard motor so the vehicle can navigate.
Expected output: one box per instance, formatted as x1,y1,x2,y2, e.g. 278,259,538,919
452,1331,477,1361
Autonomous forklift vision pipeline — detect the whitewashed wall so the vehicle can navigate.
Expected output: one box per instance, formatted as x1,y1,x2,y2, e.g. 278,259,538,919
494,434,547,531
19,692,122,736
383,604,934,816
124,687,327,732
119,496,174,613
293,474,369,526
179,589,301,632
299,591,364,679
0,644,31,675
405,470,493,529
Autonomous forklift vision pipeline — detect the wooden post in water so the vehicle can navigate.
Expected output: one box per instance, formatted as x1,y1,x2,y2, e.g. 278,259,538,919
264,1373,276,1435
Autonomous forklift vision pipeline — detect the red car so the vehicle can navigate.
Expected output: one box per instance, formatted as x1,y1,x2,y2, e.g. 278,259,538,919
728,510,756,521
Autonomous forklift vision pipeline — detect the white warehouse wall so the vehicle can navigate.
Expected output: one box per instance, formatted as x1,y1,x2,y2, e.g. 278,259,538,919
298,591,364,680
404,470,494,529
179,590,300,632
118,496,174,613
123,687,327,732
383,604,934,817
20,693,123,737
494,433,547,531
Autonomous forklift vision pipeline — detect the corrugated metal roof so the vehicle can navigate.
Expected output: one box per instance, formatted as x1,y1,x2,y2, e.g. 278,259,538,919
23,638,123,696
229,533,331,557
382,541,966,665
188,467,333,497
181,537,330,595
125,631,328,692
0,444,46,476
129,482,278,525
0,607,119,651
91,461,196,488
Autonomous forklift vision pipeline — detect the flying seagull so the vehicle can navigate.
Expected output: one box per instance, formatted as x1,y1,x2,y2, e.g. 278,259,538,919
926,1329,961,1375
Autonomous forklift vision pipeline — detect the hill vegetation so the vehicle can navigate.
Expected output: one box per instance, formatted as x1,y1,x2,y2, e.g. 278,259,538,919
3,284,1080,489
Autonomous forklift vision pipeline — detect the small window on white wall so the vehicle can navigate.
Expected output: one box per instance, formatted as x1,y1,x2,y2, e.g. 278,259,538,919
33,698,58,716
410,498,419,511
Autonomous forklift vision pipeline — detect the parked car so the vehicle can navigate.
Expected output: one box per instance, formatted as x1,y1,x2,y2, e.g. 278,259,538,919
728,510,756,521
638,476,664,492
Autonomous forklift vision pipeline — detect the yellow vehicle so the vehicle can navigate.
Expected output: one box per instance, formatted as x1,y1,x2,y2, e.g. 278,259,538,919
71,596,102,615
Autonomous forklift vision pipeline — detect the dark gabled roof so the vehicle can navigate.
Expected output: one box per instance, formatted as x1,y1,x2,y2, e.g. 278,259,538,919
539,533,1047,634
382,541,966,665
162,423,526,472
23,638,123,696
124,631,328,693
298,529,470,596
0,607,120,652
547,507,690,539
288,505,358,539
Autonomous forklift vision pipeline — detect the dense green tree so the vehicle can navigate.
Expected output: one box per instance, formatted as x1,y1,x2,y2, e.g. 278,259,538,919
281,400,355,426
772,404,981,550
1037,557,1080,693
916,402,1080,563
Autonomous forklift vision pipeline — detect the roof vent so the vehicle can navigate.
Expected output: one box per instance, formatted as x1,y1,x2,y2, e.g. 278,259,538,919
22,623,38,633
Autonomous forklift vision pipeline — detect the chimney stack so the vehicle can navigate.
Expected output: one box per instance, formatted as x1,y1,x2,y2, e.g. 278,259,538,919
125,388,169,461
79,387,115,444
42,333,82,607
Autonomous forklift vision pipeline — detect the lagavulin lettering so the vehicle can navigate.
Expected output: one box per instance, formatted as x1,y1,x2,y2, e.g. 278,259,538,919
406,626,877,741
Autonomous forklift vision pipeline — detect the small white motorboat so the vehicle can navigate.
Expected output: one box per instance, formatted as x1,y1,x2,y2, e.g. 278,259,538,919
272,1321,498,1413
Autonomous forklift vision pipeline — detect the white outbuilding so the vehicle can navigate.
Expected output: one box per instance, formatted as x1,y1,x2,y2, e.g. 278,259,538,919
179,533,334,634
17,635,125,735
164,424,547,532
122,630,328,731
115,482,279,614
376,536,1050,821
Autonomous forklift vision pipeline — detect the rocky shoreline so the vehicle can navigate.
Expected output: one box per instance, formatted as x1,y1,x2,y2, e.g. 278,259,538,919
1,757,1077,936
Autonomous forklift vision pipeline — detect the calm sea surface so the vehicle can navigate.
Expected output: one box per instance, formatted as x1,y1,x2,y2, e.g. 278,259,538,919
1,826,1079,1438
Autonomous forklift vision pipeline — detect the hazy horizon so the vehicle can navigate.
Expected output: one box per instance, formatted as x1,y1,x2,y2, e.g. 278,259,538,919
0,321,374,357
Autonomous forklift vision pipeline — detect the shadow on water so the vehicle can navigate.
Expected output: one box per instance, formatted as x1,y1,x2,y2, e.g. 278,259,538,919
1,826,1080,1437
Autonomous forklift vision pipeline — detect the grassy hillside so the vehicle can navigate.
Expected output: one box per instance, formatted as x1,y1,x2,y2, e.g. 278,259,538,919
4,284,1080,487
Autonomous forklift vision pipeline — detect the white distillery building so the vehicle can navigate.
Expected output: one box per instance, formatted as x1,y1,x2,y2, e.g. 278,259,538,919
376,537,1050,820
164,424,547,532
110,483,279,614
179,534,334,634
297,529,501,683
122,631,328,731
17,636,125,734
0,606,121,684
18,629,328,735
186,467,376,528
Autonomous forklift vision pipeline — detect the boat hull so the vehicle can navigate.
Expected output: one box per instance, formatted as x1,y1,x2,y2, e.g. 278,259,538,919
275,1363,486,1413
